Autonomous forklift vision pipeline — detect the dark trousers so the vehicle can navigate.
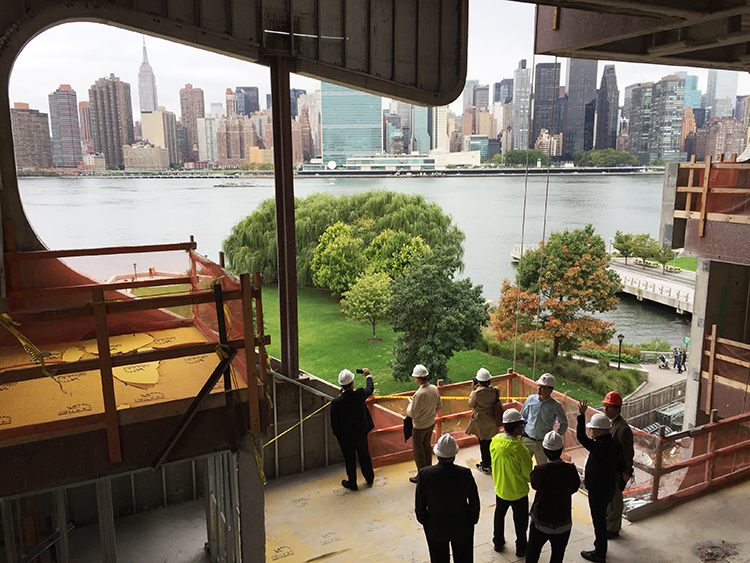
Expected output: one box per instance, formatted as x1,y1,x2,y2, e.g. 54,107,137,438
589,491,614,559
493,495,528,551
413,425,434,471
479,439,491,469
526,523,571,563
337,433,374,486
426,534,474,563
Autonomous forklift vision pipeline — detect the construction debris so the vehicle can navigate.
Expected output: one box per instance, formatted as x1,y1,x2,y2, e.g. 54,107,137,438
693,541,738,562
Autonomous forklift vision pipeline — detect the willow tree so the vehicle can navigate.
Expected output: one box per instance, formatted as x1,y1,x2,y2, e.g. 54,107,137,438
221,190,464,285
495,224,621,358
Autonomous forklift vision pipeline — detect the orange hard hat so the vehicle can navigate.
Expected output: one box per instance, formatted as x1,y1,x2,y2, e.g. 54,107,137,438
603,391,623,406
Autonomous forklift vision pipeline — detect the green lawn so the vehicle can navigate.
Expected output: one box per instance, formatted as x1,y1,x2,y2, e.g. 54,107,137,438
674,256,697,272
132,284,192,317
259,285,602,403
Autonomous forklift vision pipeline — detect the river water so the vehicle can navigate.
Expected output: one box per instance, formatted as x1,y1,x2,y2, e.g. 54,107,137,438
17,173,691,347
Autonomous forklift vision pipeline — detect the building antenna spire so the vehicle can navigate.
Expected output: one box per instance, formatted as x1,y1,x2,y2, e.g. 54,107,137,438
142,36,149,65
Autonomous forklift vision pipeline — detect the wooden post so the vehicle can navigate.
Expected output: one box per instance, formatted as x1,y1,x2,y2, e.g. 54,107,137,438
241,273,260,433
219,251,225,268
91,286,122,463
706,324,718,414
686,154,697,215
254,272,268,389
436,379,444,438
704,411,717,486
699,156,712,237
651,425,666,501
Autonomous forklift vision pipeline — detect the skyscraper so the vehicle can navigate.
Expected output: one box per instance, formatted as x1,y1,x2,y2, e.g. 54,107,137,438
89,74,135,169
78,101,93,153
628,82,653,164
531,62,561,148
463,79,479,113
473,85,490,110
494,79,513,104
622,83,642,119
512,59,532,150
649,74,685,163
595,65,619,150
411,106,430,154
141,106,178,166
428,106,449,151
320,82,382,166
676,73,701,109
138,38,158,113
10,103,53,169
48,84,82,168
196,113,221,162
562,58,598,158
226,89,238,117
236,87,260,115
706,70,738,118
179,84,205,161
395,102,413,152
290,88,306,120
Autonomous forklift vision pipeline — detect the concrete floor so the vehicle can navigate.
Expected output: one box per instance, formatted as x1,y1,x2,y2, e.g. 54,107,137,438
68,443,750,563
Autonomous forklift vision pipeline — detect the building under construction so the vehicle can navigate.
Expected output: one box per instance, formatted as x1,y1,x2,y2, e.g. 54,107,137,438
2,0,750,562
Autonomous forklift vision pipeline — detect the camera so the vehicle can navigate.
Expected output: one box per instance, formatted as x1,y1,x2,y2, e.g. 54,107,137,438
356,368,364,374
472,377,478,385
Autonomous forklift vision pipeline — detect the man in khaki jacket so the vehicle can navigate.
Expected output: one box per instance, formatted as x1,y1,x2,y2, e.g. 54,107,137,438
466,368,500,474
407,364,443,483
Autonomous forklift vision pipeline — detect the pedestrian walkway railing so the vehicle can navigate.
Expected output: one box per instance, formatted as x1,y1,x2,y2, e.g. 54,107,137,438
622,380,686,429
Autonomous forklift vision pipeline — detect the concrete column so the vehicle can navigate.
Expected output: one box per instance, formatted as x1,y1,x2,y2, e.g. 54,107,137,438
270,56,299,379
237,435,266,562
96,477,117,563
684,257,710,428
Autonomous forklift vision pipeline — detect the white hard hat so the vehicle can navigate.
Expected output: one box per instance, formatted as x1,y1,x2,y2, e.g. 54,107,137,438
542,431,563,451
536,373,556,388
476,368,491,382
502,408,524,424
586,413,611,430
433,434,460,458
412,364,429,378
338,369,354,386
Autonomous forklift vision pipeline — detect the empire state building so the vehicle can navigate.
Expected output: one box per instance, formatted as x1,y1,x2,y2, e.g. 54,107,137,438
138,38,159,113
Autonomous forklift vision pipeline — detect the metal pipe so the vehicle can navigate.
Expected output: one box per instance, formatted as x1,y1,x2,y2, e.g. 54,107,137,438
299,385,305,473
273,373,279,480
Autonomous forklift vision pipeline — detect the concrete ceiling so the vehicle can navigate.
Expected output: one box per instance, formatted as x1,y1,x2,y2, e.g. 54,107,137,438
0,0,468,106
527,0,750,71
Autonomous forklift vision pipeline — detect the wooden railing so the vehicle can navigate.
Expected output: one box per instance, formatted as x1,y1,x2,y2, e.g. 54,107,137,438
674,154,750,236
1,242,269,462
701,324,750,418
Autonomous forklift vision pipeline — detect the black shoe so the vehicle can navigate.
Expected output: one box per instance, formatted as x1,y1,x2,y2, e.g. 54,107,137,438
409,476,418,484
606,530,620,539
476,463,491,474
581,550,606,563
516,546,528,557
493,542,505,553
366,480,374,487
341,479,358,491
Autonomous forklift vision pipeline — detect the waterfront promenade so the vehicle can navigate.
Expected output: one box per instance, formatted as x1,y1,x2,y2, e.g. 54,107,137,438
609,258,695,314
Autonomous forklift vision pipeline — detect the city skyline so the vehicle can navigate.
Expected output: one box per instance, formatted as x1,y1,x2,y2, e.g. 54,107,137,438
10,2,750,121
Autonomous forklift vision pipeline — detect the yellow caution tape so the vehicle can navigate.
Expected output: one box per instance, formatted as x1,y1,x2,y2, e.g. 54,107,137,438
248,431,267,485
263,400,331,449
373,394,529,401
0,312,67,393
215,342,231,360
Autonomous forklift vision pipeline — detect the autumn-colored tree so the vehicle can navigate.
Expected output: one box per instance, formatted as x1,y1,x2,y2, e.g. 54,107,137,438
497,225,621,359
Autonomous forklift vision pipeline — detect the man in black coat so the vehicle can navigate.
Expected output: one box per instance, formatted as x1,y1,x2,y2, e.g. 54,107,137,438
576,400,625,563
330,368,375,491
415,434,480,563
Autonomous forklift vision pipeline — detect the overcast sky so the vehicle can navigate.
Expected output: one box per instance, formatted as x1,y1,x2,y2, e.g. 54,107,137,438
9,0,750,118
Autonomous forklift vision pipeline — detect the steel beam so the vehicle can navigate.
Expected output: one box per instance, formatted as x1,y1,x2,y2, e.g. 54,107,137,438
270,56,300,379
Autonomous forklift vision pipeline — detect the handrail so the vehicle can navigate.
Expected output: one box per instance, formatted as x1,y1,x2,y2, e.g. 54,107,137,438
3,241,197,262
9,276,193,299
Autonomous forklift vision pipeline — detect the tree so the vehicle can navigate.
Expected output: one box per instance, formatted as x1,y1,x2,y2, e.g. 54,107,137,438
223,190,465,286
613,230,636,264
503,224,621,358
387,255,489,382
504,150,550,167
632,234,659,268
364,229,429,279
575,149,638,167
492,153,504,166
652,245,676,273
311,222,367,295
303,148,311,163
341,271,391,339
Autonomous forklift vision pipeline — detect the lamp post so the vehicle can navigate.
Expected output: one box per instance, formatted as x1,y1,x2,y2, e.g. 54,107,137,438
617,333,625,370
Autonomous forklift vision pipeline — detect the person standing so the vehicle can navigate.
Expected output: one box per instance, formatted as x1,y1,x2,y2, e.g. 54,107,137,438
466,367,500,474
526,431,581,563
407,364,443,483
520,373,569,465
678,349,687,374
672,347,680,369
602,392,634,539
415,434,480,563
576,400,625,563
330,368,375,491
490,408,533,557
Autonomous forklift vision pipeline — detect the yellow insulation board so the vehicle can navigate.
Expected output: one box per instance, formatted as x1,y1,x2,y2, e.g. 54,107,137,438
0,326,243,432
